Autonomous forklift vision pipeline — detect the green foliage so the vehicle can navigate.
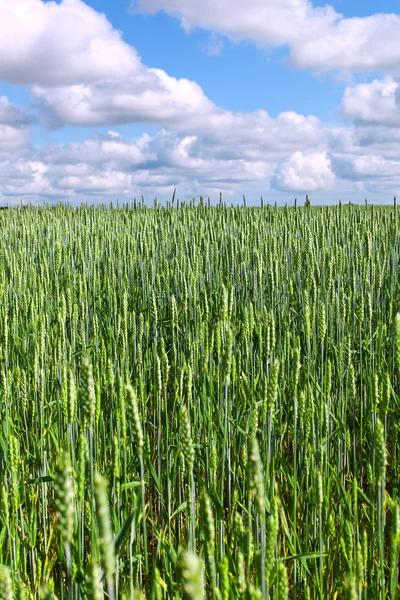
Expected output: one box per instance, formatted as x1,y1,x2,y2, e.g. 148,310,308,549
0,201,399,598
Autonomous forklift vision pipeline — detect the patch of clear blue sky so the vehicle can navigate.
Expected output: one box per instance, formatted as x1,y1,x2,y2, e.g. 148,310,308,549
0,82,31,105
313,0,399,17
4,0,400,147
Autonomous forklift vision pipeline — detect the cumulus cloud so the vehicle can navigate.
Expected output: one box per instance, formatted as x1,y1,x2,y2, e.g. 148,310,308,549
0,97,34,152
0,159,63,197
0,75,334,203
0,0,223,141
330,124,400,193
271,152,335,192
0,125,329,203
0,0,140,86
37,131,157,169
331,75,400,189
1,0,399,203
332,154,400,181
1,120,400,203
326,113,400,197
0,96,35,126
32,73,329,154
0,0,226,131
0,0,352,141
0,125,31,151
290,14,400,73
32,70,216,129
192,110,328,153
0,99,328,200
0,129,259,201
133,0,400,74
132,0,339,48
340,77,400,126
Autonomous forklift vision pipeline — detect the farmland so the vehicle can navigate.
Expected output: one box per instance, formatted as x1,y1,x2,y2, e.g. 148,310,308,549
0,200,399,599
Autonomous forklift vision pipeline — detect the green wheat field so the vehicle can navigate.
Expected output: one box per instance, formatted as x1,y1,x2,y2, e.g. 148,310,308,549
1,199,400,599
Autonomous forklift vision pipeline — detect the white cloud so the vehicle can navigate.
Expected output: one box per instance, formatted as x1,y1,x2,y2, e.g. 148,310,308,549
0,97,33,152
328,115,400,196
340,77,400,126
0,96,34,126
0,128,271,202
333,154,400,179
2,120,400,203
0,0,342,143
0,159,62,197
133,0,400,74
56,170,135,194
0,0,140,86
0,0,224,131
37,131,157,169
0,120,334,203
32,70,216,128
290,14,400,73
1,1,399,203
132,0,338,48
197,110,327,149
271,151,335,192
32,76,328,155
331,76,400,189
0,125,31,150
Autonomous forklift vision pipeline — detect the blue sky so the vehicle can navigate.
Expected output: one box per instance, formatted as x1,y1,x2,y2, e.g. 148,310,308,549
1,0,400,205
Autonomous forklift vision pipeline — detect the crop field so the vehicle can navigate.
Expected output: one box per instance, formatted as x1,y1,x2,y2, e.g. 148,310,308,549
1,200,400,599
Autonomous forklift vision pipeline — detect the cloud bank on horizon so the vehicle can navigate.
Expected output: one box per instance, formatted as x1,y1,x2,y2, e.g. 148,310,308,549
0,0,399,205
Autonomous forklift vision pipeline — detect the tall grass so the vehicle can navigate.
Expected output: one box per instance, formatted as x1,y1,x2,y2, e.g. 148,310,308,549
0,200,399,598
